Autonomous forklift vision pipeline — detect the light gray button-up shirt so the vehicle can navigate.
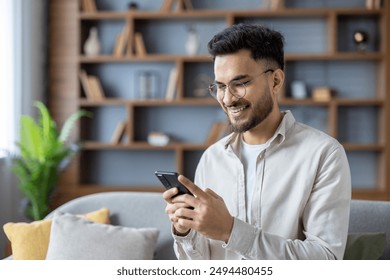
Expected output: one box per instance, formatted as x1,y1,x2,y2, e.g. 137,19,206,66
173,111,351,260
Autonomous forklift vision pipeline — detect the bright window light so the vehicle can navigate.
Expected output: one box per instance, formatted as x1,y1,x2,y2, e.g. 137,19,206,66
0,0,15,157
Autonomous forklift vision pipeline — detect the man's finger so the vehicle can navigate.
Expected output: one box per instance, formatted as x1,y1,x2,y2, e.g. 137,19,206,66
162,187,178,201
178,175,206,199
205,188,222,200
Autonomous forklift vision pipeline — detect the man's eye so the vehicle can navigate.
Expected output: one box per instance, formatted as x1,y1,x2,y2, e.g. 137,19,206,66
218,84,227,90
232,81,246,87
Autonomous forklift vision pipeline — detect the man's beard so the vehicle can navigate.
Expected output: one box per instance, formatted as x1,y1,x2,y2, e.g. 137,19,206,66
226,90,274,133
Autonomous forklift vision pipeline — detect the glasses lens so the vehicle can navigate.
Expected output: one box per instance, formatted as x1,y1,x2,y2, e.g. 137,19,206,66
229,81,246,99
209,84,218,98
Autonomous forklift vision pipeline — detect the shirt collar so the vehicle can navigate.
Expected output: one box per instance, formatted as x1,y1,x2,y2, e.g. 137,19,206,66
223,110,296,150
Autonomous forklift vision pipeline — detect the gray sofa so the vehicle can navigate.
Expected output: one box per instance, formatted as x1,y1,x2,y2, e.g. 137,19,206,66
4,191,390,259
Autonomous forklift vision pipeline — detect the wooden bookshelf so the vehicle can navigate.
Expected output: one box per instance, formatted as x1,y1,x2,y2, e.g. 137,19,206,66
48,0,390,203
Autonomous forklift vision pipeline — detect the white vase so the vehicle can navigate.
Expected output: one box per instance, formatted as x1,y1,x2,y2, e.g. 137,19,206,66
84,27,101,56
185,27,200,55
291,81,307,99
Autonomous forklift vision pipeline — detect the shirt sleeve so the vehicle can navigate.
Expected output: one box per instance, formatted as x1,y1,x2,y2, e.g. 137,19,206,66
172,228,211,259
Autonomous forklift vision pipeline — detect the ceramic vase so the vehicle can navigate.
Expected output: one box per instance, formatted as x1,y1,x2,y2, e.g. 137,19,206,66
84,27,101,56
185,27,200,55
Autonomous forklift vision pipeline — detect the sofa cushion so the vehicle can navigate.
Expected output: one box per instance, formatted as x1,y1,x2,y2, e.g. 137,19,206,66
343,232,386,260
46,212,159,260
3,208,110,260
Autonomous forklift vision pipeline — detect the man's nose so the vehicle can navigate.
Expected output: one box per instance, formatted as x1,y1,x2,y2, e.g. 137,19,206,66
222,89,240,106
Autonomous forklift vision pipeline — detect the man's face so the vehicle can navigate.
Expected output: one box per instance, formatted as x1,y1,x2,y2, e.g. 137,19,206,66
214,49,275,133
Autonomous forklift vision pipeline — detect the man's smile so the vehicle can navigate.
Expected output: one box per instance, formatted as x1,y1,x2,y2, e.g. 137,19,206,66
227,104,249,114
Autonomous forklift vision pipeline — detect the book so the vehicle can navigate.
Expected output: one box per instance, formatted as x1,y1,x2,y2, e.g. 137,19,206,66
134,32,147,56
113,23,130,57
111,121,127,144
79,70,94,100
165,67,178,101
160,0,174,12
80,0,89,12
182,0,193,10
113,32,126,57
87,76,105,100
79,70,105,101
82,0,97,12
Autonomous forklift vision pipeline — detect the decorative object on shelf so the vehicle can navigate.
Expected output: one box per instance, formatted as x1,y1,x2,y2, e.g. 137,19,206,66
312,87,335,102
353,30,369,52
111,121,127,144
290,80,307,99
83,27,101,56
193,74,213,97
161,0,193,12
128,2,138,10
147,132,171,146
11,102,91,221
185,26,200,55
137,71,160,99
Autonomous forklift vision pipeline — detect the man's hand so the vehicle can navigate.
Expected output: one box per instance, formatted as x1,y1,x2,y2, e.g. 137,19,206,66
163,175,234,243
163,187,192,235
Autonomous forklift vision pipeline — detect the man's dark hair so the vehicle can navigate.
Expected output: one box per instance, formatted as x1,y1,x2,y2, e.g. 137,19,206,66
207,23,285,70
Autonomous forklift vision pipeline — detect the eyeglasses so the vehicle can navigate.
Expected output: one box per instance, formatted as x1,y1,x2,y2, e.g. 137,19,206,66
208,69,274,100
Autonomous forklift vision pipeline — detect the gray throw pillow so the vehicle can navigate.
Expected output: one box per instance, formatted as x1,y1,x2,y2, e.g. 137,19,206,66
343,232,386,260
46,212,159,260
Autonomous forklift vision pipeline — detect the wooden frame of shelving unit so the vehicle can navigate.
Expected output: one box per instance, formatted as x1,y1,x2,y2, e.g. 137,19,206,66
48,0,390,206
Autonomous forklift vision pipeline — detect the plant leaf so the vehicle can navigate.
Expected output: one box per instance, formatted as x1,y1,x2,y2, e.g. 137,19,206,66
35,101,52,140
19,116,42,159
59,110,91,142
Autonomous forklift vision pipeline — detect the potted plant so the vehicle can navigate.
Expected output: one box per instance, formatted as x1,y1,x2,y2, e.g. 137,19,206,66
11,101,90,220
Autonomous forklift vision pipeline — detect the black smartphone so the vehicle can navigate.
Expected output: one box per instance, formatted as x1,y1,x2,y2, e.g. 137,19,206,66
154,171,193,197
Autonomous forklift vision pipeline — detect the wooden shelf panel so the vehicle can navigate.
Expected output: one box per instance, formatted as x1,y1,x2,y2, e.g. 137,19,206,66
342,143,384,151
79,54,213,63
352,189,389,201
79,53,383,63
79,7,383,21
83,141,208,151
83,141,384,152
285,52,384,61
336,99,384,106
79,98,219,106
280,98,384,106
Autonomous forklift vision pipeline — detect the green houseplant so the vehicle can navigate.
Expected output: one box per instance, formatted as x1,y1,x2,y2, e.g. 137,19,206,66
12,101,90,220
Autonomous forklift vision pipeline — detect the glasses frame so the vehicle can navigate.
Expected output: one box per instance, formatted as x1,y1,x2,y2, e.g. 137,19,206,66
208,69,274,100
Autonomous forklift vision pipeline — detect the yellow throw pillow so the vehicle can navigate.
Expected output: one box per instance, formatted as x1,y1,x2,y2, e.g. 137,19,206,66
3,208,110,260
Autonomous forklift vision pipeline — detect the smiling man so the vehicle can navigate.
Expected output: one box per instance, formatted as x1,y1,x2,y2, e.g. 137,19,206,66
163,23,351,260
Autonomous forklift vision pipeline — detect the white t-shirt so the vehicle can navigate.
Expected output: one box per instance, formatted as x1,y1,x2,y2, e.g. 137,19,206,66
240,138,267,223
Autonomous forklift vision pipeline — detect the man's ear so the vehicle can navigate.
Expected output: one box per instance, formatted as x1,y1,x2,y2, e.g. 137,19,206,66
271,69,285,95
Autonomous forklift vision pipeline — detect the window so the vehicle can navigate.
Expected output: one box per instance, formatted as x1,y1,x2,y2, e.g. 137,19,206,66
0,0,16,157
